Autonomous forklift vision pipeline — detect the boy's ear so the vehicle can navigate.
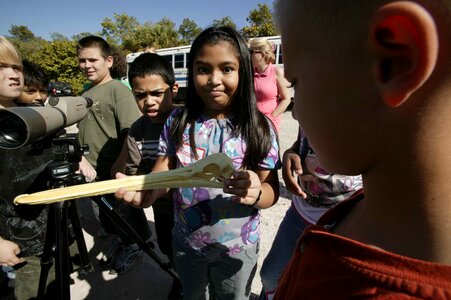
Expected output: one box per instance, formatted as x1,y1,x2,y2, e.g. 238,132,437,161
171,83,179,98
106,56,114,68
370,1,438,107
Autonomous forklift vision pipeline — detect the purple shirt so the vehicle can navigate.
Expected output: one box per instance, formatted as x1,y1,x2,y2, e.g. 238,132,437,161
158,109,280,254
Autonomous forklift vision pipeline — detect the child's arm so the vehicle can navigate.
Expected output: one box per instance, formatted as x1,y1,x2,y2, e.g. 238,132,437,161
272,67,292,118
110,138,128,178
223,168,279,209
0,237,25,267
282,139,307,198
114,155,174,208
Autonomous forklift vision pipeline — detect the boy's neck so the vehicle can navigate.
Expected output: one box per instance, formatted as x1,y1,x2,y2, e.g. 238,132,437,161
91,73,113,87
333,150,451,264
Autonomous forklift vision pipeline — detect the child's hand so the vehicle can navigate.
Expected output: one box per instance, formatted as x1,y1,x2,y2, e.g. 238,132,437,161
0,238,25,267
77,156,97,183
114,173,159,208
223,170,262,206
282,148,308,198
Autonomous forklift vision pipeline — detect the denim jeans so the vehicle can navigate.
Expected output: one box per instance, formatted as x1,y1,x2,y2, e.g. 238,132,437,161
259,205,309,300
172,239,259,300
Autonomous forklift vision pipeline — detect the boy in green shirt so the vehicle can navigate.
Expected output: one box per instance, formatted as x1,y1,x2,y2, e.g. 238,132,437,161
76,35,142,273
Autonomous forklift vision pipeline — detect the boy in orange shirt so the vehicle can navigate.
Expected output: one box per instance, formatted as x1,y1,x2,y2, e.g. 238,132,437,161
273,0,451,299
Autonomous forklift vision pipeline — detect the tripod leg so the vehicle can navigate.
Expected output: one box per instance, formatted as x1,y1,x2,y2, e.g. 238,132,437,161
38,203,71,300
37,207,55,300
68,201,94,274
92,196,180,281
54,202,71,300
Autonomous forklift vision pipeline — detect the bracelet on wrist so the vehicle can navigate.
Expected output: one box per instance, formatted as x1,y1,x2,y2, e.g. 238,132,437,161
252,189,262,206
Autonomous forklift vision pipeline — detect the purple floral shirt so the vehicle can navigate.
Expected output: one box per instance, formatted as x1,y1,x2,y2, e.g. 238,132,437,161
158,110,280,255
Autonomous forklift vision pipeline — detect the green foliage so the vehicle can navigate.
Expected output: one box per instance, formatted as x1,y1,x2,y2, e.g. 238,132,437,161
9,25,35,42
122,18,180,52
30,40,86,95
50,32,70,41
211,17,237,30
178,18,202,45
7,25,47,59
71,32,95,41
122,23,156,53
10,38,47,62
241,4,277,38
101,13,139,45
153,18,180,48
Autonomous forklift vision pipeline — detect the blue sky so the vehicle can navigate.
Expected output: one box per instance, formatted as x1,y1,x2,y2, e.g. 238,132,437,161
0,0,274,41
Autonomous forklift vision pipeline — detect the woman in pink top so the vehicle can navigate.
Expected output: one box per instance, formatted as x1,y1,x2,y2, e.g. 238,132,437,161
249,38,291,133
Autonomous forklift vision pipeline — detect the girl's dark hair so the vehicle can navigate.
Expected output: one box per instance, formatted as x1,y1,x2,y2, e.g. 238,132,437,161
172,26,275,170
128,52,176,88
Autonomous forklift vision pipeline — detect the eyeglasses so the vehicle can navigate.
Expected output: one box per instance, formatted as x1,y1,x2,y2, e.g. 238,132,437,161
249,49,262,55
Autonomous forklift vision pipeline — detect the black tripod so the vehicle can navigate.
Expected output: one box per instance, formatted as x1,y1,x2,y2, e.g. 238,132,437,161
37,136,93,299
36,135,179,300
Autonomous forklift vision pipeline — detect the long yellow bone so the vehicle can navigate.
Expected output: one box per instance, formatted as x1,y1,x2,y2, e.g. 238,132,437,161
14,153,235,205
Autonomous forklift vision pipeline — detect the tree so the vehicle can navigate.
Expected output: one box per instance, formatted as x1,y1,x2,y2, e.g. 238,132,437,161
122,23,154,53
50,32,69,41
9,25,35,42
211,17,237,30
30,40,86,95
72,32,95,41
241,4,277,38
100,13,139,45
8,25,47,61
153,18,180,48
122,22,157,53
178,18,202,45
122,18,180,53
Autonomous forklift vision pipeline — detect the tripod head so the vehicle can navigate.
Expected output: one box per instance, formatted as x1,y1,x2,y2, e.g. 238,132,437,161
46,134,89,189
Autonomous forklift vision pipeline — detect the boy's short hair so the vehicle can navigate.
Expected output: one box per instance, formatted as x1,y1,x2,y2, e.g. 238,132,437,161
0,36,22,66
128,52,176,88
22,60,48,89
77,35,112,59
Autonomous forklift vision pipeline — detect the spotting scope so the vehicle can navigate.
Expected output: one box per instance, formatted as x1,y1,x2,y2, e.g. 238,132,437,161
0,96,92,150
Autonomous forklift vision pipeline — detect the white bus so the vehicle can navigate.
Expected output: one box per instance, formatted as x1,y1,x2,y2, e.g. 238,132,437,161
125,36,290,103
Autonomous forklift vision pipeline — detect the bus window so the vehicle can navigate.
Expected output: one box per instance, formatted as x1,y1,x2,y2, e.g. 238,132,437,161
278,45,283,64
174,54,184,69
162,54,172,65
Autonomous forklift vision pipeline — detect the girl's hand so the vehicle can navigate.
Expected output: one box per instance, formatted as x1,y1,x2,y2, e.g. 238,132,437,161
114,173,159,208
0,238,25,267
223,170,262,206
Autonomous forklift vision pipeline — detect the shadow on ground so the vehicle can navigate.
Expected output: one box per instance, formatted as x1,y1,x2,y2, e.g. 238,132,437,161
70,198,173,300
